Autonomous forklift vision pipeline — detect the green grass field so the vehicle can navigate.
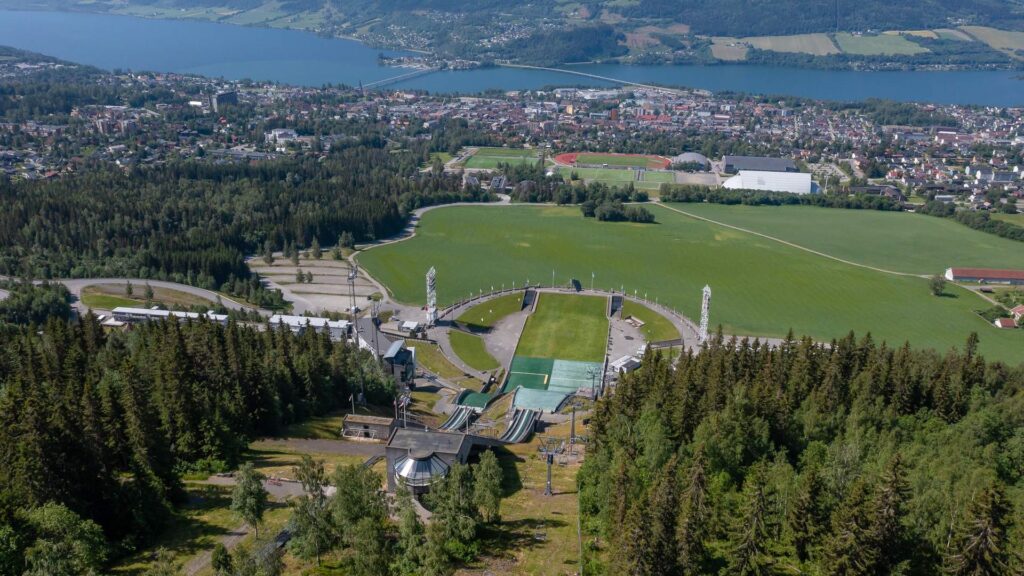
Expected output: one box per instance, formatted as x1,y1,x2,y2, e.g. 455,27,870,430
576,153,662,169
642,171,677,183
834,32,929,55
449,330,501,371
745,33,840,55
359,205,1024,362
992,212,1024,227
561,166,638,183
464,147,540,169
81,293,143,309
620,300,681,342
457,293,524,331
515,293,608,362
669,203,1024,275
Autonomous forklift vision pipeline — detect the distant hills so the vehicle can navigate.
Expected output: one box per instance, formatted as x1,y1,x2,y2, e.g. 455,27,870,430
3,0,1024,67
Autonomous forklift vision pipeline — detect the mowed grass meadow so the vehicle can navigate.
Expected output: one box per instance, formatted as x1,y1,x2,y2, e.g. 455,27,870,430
463,147,541,169
670,203,1024,275
516,293,608,362
358,205,1024,362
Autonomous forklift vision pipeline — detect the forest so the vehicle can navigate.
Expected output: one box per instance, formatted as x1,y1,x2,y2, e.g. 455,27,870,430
0,143,489,292
660,184,905,211
0,315,393,573
579,332,1024,574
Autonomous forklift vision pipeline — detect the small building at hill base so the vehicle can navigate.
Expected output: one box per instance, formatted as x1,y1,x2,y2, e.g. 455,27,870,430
383,340,417,386
342,414,397,440
385,429,473,494
723,170,814,195
610,355,642,374
944,268,1024,286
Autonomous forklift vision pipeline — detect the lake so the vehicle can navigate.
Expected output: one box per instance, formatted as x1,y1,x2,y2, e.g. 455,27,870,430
1,9,1022,106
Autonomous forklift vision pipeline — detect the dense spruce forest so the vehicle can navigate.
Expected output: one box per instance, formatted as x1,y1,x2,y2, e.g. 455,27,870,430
0,144,488,293
579,332,1024,575
0,315,392,572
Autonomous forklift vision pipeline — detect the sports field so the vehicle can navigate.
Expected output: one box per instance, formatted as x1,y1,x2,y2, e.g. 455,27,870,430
574,153,668,170
359,205,1024,362
560,167,638,183
464,147,541,169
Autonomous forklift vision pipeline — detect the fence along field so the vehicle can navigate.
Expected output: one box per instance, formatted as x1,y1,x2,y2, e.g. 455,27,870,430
357,204,1024,362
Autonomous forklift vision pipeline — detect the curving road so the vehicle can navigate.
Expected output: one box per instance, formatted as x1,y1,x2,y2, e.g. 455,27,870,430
10,277,268,315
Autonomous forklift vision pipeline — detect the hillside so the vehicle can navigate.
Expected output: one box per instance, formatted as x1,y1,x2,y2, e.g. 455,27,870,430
3,0,1024,67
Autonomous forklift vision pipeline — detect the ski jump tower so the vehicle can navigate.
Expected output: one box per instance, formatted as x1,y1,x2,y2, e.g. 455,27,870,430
425,267,438,326
698,285,711,344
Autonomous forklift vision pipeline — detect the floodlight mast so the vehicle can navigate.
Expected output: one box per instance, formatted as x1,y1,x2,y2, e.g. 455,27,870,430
699,285,712,344
425,267,438,326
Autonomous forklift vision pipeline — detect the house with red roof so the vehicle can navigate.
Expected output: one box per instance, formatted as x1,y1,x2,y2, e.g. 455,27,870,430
944,268,1024,286
993,317,1017,329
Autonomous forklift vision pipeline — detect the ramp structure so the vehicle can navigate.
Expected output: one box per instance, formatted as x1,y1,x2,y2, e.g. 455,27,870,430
499,408,539,443
439,406,475,431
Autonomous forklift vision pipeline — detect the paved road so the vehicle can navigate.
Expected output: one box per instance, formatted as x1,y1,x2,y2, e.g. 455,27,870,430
58,278,263,313
0,289,8,302
0,275,266,315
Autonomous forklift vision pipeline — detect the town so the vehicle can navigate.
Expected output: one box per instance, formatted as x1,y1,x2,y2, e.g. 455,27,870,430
2,54,1022,215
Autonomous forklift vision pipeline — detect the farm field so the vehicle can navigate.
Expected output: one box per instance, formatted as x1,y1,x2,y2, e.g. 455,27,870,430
710,37,749,60
516,293,608,363
961,26,1024,58
359,205,1024,362
834,32,929,55
744,33,839,55
464,147,541,169
457,292,524,331
992,212,1024,227
669,203,1024,275
449,330,501,371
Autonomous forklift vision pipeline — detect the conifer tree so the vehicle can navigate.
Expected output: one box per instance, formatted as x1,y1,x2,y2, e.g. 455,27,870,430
872,454,912,574
726,461,777,576
944,484,1014,576
823,479,878,576
677,448,710,576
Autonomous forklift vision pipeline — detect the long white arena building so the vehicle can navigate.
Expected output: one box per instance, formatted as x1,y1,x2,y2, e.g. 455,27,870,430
723,170,814,195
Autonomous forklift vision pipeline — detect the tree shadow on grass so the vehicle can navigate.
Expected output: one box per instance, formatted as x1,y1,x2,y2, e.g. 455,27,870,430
109,485,236,575
475,516,570,562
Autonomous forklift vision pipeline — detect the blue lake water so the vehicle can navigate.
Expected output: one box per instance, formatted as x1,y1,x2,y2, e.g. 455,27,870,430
1,9,1022,105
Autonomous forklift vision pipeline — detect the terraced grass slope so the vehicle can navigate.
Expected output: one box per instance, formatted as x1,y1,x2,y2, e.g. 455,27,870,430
358,205,1024,362
457,292,524,331
668,203,1024,275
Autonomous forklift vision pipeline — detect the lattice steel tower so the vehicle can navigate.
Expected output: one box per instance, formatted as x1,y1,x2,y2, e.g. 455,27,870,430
425,267,438,325
699,285,711,344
